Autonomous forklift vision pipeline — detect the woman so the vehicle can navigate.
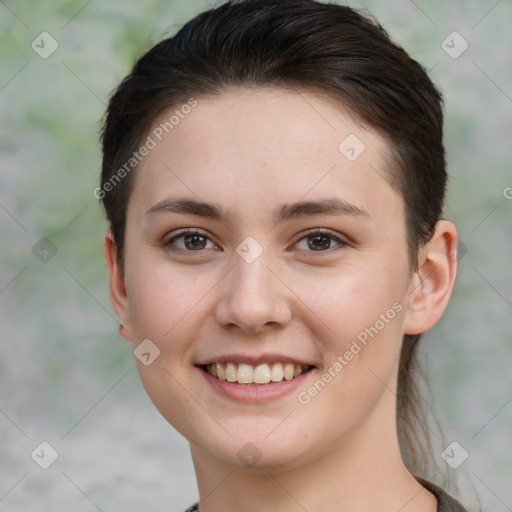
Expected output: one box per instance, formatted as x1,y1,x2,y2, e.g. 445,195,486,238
99,1,468,510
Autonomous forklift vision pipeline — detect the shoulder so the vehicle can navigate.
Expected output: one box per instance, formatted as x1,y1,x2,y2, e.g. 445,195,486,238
416,476,468,512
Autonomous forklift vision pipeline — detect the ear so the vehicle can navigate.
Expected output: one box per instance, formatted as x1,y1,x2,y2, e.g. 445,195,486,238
103,230,133,342
403,220,458,335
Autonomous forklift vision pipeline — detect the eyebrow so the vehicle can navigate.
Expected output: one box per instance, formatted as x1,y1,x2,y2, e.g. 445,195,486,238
144,196,371,223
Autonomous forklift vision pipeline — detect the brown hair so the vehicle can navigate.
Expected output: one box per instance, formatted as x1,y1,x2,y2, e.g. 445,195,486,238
100,0,446,476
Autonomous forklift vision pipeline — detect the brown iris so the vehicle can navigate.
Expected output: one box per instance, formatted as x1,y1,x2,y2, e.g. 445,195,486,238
307,233,332,251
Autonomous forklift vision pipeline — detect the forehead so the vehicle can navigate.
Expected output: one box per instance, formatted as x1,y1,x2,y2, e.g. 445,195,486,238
128,88,403,226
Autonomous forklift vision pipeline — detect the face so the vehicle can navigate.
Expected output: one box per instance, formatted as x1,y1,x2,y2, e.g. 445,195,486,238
113,88,420,470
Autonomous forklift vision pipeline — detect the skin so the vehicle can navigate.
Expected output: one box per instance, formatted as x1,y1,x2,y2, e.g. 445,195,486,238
104,88,458,512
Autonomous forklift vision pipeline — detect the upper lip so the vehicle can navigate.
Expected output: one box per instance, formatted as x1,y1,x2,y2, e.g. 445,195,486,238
196,353,316,367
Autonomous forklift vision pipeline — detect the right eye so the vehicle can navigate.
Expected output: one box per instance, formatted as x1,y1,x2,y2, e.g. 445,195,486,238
165,229,219,252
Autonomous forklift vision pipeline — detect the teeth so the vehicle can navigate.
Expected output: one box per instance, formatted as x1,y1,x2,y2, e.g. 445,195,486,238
204,362,311,384
270,363,284,382
216,362,225,381
253,363,271,384
237,363,253,384
225,362,237,382
284,363,294,381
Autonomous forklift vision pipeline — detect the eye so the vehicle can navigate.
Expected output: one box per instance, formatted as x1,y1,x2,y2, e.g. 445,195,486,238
165,229,218,252
294,229,347,252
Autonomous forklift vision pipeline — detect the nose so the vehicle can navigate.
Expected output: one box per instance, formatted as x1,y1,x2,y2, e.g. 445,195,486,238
214,252,292,334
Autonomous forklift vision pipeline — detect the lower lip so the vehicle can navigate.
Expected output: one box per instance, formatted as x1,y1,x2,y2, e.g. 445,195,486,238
197,367,314,403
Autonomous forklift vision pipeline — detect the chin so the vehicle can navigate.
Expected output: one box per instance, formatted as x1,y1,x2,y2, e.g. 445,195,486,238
196,418,317,471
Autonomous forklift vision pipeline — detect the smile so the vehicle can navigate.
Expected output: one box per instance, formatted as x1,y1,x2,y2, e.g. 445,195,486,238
200,362,313,385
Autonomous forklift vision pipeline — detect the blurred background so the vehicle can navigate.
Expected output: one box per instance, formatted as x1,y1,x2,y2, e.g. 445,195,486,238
0,1,510,511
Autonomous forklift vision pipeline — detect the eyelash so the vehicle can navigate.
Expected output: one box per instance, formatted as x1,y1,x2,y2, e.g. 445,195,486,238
164,228,347,254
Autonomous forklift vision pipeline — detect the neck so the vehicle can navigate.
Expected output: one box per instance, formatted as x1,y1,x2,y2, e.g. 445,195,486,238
189,393,437,512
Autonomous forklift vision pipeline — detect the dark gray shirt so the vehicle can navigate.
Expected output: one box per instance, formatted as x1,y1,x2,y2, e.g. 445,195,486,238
417,478,468,512
183,478,468,511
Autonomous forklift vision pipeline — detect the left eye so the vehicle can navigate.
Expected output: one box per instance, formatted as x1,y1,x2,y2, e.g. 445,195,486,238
294,230,346,252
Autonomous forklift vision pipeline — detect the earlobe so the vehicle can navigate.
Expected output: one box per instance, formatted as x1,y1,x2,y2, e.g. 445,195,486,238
103,230,133,342
403,220,458,335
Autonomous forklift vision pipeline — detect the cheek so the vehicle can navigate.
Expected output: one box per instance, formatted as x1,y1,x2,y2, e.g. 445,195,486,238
124,263,216,434
295,260,406,344
291,283,406,447
125,259,212,342
291,260,407,405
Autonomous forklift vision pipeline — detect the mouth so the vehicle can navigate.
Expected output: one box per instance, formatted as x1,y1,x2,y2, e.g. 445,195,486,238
198,362,314,385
